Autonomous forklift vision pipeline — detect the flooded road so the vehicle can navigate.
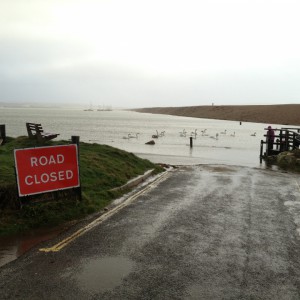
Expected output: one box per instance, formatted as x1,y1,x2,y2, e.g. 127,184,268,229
0,225,72,268
1,165,300,299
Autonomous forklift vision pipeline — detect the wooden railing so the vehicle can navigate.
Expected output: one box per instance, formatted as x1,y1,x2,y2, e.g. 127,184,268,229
260,127,300,162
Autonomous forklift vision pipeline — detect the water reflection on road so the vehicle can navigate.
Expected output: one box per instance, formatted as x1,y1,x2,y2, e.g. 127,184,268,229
0,226,69,267
75,257,134,292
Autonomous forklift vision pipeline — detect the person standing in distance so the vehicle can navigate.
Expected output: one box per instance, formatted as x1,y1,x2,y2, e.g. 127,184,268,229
267,125,275,150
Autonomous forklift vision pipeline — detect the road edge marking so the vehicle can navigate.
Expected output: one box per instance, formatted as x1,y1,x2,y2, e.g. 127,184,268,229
39,170,171,253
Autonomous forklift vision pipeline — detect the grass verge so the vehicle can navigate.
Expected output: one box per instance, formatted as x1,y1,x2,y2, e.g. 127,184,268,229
0,136,164,236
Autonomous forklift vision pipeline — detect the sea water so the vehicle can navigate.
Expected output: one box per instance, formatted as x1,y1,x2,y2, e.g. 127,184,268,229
0,107,294,167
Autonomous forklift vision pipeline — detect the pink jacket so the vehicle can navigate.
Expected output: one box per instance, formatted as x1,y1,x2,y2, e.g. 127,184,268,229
267,126,275,142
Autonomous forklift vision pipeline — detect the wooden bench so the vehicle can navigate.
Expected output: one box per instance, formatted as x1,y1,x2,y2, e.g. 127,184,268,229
26,122,59,142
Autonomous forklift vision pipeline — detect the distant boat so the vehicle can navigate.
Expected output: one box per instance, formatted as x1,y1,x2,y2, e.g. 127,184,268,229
84,102,94,111
97,105,112,111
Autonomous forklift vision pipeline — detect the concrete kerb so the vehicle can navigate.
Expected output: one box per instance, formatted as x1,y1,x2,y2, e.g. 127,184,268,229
107,166,173,209
109,169,156,193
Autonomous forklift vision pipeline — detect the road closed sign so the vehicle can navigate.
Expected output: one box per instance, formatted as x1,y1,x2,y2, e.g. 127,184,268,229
14,144,80,197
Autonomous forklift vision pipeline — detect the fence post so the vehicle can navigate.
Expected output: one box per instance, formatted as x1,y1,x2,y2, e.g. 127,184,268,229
190,137,193,148
0,124,6,144
266,135,270,156
285,131,289,151
71,135,80,150
293,132,296,149
71,136,81,201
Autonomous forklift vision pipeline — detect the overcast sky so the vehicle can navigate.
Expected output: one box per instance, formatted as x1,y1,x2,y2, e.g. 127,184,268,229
1,0,300,108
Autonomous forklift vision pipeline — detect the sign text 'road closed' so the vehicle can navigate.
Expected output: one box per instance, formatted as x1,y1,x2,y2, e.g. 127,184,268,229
14,144,80,197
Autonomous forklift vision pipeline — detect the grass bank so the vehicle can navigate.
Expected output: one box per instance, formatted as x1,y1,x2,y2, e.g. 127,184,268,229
0,136,163,236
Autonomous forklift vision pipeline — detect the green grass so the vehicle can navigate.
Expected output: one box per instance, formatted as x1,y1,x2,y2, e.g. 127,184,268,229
0,136,164,236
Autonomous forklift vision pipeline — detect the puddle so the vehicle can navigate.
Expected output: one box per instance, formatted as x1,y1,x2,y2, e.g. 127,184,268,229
76,256,134,292
0,225,70,267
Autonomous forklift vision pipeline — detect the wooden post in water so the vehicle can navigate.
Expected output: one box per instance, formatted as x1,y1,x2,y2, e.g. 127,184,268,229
266,135,269,157
260,140,263,163
190,137,193,148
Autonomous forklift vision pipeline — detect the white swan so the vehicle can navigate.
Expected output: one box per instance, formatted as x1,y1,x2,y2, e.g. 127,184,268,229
201,129,207,136
220,129,227,134
191,129,198,136
152,130,159,138
251,132,256,136
129,133,139,139
230,132,236,137
210,133,219,140
159,131,165,137
179,129,186,137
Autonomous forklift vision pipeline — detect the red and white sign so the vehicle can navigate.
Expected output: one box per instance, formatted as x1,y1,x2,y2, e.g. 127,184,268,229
14,145,80,197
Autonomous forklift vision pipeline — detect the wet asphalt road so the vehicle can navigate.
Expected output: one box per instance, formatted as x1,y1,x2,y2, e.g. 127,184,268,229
1,165,300,299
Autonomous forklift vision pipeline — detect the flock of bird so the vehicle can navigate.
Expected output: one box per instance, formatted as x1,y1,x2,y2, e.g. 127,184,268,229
123,130,166,140
178,128,235,140
123,129,257,140
178,128,257,140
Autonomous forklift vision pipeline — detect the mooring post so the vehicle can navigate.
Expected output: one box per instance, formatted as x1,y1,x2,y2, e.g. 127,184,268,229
190,136,193,148
260,140,263,164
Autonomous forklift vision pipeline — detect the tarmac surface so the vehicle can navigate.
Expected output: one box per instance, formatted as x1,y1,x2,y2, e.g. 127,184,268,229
1,165,300,299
